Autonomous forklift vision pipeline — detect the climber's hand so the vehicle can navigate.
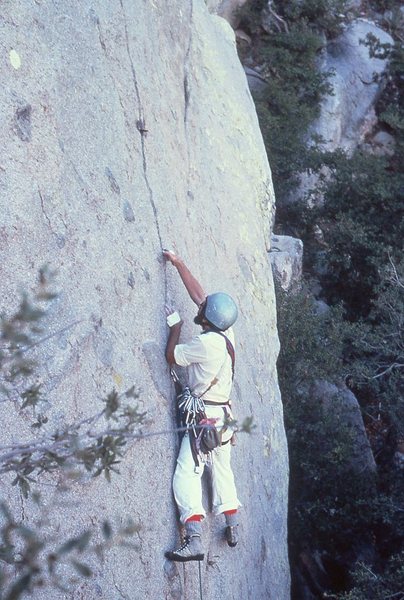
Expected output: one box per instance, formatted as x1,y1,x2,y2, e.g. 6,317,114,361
167,314,183,327
162,249,180,266
165,304,176,316
165,305,183,328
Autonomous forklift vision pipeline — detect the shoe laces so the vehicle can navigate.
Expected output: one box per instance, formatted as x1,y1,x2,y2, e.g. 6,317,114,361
177,540,189,551
177,535,191,551
178,533,200,550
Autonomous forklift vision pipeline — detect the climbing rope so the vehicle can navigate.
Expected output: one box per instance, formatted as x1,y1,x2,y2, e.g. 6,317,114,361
198,560,203,600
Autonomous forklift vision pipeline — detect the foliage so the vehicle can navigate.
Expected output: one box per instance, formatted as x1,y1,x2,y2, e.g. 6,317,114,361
239,1,338,205
239,0,348,36
276,283,404,600
0,270,253,597
273,0,348,37
309,148,404,318
332,552,404,600
269,11,404,596
346,258,404,444
0,271,147,597
0,495,140,599
303,28,404,320
254,27,332,200
253,34,332,202
0,385,147,497
275,286,386,555
0,271,147,497
366,0,404,14
276,284,348,395
0,265,58,401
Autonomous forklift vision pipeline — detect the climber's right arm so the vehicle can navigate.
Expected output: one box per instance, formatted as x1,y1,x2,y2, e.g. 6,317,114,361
163,250,206,306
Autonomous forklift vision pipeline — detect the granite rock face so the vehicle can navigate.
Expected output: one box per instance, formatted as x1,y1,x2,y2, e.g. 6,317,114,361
0,1,289,599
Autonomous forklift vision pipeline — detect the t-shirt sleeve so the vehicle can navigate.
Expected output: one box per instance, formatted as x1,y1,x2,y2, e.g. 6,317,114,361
174,335,208,367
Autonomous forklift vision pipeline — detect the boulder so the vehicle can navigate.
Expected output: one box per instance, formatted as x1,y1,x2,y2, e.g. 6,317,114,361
0,1,289,598
244,65,268,93
367,130,396,156
313,299,331,316
394,440,404,469
205,0,249,28
311,381,376,473
269,235,304,291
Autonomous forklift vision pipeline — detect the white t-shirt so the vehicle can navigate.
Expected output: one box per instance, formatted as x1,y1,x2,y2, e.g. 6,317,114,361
174,327,235,404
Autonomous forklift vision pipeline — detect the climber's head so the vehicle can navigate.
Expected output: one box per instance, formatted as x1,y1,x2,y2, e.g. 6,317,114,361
194,293,238,331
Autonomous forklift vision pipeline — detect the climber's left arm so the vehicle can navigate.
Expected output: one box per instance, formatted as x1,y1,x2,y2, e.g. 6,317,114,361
165,317,183,366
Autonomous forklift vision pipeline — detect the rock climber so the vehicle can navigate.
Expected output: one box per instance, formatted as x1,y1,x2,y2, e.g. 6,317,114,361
163,249,241,562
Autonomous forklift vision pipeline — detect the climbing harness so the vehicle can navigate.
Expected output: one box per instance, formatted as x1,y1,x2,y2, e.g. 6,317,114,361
173,383,220,467
170,331,236,468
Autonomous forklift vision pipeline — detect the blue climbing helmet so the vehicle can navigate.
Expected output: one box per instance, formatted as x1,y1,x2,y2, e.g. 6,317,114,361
203,293,238,331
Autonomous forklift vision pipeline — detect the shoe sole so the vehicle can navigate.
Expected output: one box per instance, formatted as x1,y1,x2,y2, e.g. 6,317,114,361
227,541,237,547
165,552,204,562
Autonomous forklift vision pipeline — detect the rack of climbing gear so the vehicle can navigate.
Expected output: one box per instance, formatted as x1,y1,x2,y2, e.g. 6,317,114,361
177,387,206,432
170,369,221,467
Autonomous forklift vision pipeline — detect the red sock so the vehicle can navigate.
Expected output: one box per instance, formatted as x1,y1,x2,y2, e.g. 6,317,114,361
186,515,203,522
224,509,238,516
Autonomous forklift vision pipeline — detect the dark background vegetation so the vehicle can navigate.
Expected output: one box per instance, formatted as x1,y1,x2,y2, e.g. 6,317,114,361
239,0,404,597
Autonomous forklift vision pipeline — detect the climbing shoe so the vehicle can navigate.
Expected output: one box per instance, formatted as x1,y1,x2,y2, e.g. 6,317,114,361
225,525,239,548
165,534,204,562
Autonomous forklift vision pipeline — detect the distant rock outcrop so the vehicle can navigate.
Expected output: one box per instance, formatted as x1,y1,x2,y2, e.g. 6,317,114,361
312,19,393,152
0,1,289,598
269,235,304,292
206,0,248,28
296,19,393,205
311,380,376,474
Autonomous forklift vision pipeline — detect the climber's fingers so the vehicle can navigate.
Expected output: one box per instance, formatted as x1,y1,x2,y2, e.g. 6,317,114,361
162,249,178,264
165,304,176,316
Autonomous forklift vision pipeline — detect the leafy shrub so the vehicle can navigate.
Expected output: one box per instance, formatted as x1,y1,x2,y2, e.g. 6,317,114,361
334,552,404,600
305,30,404,320
276,284,404,594
253,28,332,202
238,1,338,205
276,287,377,551
0,272,145,597
240,0,348,36
276,285,348,397
276,0,348,37
345,258,404,446
310,150,403,318
243,2,404,594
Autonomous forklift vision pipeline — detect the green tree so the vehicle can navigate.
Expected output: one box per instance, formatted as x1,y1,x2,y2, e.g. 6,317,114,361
238,0,341,204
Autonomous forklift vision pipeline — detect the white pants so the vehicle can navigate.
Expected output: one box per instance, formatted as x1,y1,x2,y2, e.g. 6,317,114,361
173,433,241,524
